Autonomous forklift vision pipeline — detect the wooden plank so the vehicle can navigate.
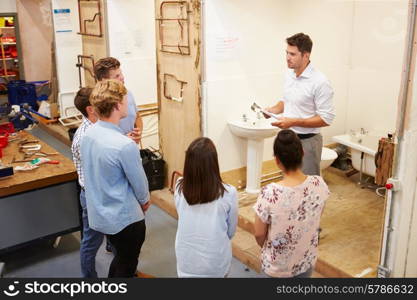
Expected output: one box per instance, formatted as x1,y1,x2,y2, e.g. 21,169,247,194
232,228,261,273
34,115,73,147
150,188,178,219
81,0,108,87
155,0,202,186
375,138,395,186
0,131,77,197
16,0,53,82
221,159,282,189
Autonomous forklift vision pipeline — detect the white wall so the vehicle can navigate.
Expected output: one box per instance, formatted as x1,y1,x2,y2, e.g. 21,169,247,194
106,0,157,105
0,0,16,12
204,0,408,172
346,0,407,136
51,0,83,117
204,0,290,171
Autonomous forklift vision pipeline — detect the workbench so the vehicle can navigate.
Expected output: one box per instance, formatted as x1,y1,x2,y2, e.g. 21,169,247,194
0,131,81,254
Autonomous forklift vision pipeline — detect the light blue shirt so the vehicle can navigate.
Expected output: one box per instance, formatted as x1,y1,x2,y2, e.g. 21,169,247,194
174,182,238,277
119,91,138,134
80,120,149,234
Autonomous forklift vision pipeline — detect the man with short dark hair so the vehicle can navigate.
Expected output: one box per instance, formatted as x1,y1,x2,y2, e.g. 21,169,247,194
71,87,103,278
93,57,142,144
266,33,335,175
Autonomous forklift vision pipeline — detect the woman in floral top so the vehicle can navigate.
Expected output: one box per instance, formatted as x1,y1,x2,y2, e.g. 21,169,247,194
253,129,329,277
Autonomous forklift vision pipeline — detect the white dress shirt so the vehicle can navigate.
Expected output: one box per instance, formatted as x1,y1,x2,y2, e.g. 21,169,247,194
282,63,335,134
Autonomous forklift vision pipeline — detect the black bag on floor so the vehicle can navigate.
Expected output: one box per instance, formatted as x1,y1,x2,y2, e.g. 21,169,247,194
140,148,165,191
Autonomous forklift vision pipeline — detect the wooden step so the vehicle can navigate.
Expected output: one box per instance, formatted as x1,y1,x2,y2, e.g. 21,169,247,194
234,206,351,277
151,189,327,277
232,228,262,273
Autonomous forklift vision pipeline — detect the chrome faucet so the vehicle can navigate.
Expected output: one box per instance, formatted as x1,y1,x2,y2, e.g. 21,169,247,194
242,114,248,122
360,128,368,135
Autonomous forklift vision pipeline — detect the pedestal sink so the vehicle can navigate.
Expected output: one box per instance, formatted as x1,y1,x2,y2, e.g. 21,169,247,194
228,119,279,194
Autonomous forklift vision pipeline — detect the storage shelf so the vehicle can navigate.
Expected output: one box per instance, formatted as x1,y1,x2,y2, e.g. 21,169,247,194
0,15,21,83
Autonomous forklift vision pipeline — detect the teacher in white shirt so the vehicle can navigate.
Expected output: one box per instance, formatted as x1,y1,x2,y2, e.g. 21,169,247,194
265,33,335,175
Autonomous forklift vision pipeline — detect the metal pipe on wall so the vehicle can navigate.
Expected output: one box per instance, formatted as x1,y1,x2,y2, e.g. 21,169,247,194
379,0,417,278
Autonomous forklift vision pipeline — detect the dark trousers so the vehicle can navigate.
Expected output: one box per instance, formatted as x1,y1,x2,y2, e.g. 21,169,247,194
106,220,146,278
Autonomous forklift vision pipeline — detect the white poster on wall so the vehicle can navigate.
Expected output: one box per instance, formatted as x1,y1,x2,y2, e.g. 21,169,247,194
53,8,72,32
207,33,240,61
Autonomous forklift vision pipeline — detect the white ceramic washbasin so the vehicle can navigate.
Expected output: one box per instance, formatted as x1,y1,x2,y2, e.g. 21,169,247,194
228,119,279,194
228,119,279,140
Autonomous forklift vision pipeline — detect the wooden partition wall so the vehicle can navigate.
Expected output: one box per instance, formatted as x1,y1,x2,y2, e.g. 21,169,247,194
79,0,107,87
155,0,202,186
16,0,53,81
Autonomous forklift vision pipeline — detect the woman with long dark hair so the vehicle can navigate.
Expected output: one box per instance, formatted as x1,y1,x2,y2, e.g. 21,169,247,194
175,137,238,277
253,129,329,278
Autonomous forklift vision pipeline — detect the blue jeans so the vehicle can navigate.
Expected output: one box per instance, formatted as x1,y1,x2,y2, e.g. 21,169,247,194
79,189,104,278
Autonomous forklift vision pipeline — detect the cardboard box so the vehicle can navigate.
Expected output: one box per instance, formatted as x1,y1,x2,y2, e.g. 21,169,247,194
49,103,60,118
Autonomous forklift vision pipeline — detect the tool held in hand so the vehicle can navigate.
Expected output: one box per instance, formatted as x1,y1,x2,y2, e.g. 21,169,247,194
251,102,282,120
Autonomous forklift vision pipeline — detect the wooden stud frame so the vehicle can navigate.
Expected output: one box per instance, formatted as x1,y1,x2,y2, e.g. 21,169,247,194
77,0,103,38
156,1,191,55
76,55,96,88
163,73,187,102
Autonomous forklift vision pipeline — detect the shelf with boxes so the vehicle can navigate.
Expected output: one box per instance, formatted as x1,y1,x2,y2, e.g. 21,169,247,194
0,15,21,83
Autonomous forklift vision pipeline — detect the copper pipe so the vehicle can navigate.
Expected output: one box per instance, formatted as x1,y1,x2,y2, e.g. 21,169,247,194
157,1,191,55
76,55,96,88
77,0,103,38
169,171,183,194
163,73,187,102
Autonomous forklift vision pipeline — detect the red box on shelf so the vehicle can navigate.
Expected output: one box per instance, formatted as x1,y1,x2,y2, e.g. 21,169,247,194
0,122,14,134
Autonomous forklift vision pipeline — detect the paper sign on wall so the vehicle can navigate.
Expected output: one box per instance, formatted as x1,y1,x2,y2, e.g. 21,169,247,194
53,8,72,33
207,34,240,61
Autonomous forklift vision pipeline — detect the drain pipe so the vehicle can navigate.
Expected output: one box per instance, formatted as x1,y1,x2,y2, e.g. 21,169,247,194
378,0,417,278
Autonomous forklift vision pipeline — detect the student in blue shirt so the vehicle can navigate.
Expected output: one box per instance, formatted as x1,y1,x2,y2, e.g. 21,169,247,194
174,137,238,277
93,57,142,253
93,57,142,143
81,79,150,278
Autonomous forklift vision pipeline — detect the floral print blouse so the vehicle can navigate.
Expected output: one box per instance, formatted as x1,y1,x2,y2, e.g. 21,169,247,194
253,175,329,277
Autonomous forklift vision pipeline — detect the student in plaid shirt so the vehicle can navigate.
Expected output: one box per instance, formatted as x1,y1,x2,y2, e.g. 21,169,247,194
71,88,103,278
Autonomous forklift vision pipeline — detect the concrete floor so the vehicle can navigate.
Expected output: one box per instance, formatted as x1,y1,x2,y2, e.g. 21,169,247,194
1,126,262,278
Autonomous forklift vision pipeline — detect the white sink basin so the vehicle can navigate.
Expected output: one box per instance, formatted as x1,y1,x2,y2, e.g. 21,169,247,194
228,119,279,194
228,119,279,140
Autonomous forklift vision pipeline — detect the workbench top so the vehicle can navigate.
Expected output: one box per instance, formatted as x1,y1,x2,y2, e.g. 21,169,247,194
0,131,77,197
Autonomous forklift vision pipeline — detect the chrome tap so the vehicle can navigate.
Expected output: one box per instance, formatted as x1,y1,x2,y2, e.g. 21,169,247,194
360,128,368,135
242,114,248,122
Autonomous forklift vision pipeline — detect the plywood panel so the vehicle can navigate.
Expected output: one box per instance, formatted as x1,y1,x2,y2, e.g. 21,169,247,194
16,0,53,81
80,0,107,87
155,0,202,186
